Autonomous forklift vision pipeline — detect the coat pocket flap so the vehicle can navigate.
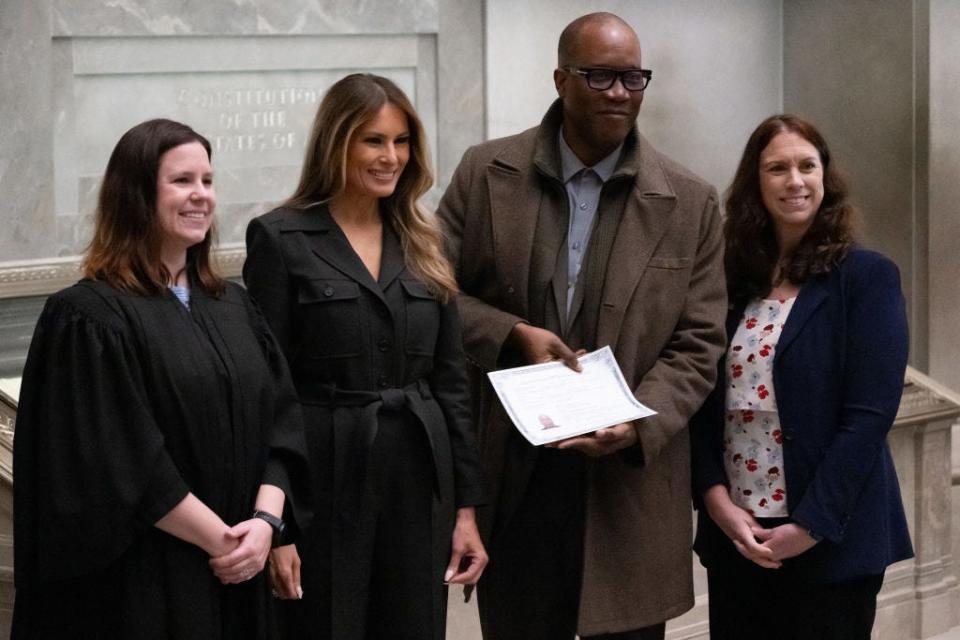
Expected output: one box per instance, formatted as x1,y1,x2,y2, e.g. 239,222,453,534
647,256,692,269
298,279,361,303
399,278,435,300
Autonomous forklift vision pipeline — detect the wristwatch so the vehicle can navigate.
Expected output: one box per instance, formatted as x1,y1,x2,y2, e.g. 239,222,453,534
253,510,286,548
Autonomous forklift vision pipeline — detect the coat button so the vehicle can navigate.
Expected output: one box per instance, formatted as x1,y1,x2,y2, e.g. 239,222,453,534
507,285,515,294
323,286,335,297
377,375,389,388
378,338,390,352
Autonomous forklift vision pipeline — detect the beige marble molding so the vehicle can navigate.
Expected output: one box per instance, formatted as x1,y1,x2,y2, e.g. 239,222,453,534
0,257,83,300
0,246,247,300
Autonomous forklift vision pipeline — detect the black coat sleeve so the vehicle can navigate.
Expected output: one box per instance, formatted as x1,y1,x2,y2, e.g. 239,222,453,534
428,296,485,508
244,216,297,358
235,283,314,541
13,288,189,585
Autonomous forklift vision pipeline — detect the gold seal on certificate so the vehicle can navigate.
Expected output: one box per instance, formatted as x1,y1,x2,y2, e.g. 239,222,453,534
487,346,657,446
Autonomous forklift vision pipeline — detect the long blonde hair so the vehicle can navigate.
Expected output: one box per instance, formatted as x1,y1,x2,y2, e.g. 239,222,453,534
285,74,457,301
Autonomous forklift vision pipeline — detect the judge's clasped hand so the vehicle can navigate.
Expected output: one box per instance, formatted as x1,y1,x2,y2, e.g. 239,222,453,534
209,517,274,584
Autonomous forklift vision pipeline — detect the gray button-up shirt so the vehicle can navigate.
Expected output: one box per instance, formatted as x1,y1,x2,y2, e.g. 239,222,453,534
558,130,622,315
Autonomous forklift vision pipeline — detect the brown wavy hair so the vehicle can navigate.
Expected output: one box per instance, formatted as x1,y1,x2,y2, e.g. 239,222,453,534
724,114,856,303
83,119,224,296
284,73,457,301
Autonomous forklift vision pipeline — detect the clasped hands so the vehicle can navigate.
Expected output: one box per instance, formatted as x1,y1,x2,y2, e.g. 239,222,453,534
206,521,304,599
207,517,274,585
509,323,637,457
702,485,819,569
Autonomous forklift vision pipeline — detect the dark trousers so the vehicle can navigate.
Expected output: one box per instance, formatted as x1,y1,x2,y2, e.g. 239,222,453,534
279,409,443,640
478,448,665,640
361,409,441,640
706,541,883,640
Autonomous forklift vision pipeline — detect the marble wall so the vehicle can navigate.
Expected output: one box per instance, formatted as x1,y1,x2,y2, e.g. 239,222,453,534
782,0,960,394
783,0,925,367
0,1,56,265
0,0,483,269
928,0,960,392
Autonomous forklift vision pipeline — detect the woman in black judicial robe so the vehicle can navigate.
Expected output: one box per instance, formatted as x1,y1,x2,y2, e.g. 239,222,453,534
12,119,311,639
243,74,487,639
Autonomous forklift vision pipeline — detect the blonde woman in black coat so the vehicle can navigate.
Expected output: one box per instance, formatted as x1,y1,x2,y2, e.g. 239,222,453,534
244,74,487,640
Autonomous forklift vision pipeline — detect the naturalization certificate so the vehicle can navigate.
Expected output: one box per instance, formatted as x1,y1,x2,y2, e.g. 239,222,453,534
487,345,656,446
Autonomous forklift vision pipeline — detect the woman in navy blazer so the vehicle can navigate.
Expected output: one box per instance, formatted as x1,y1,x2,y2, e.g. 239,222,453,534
691,115,912,640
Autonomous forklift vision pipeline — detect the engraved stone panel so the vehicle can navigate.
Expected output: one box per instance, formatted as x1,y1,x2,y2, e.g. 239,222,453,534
2,0,489,307
51,34,434,257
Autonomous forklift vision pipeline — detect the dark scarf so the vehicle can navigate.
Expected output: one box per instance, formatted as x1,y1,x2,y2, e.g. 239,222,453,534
527,101,638,350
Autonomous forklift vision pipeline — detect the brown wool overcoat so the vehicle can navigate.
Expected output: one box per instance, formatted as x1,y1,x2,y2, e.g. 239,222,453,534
437,102,727,634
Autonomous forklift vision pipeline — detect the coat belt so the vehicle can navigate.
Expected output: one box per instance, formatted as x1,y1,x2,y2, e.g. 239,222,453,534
297,379,441,526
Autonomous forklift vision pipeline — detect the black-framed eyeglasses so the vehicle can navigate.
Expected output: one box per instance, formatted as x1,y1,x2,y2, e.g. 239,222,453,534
564,66,652,92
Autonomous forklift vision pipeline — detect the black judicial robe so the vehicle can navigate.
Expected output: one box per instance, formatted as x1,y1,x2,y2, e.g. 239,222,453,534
12,279,312,640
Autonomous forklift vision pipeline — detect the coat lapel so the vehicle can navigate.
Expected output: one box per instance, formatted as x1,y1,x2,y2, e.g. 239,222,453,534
282,206,389,305
596,138,678,347
486,156,544,320
377,222,406,290
775,275,829,360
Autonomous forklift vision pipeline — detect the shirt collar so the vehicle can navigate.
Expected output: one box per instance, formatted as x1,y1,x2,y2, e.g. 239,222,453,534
558,127,623,184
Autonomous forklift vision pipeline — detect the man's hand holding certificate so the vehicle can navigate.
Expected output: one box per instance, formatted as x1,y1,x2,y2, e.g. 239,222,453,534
487,346,656,447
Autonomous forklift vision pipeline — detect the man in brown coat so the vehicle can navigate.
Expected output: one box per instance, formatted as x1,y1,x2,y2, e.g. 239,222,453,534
437,12,726,639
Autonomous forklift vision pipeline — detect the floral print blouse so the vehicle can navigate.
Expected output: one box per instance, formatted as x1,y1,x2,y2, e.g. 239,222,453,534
724,297,796,517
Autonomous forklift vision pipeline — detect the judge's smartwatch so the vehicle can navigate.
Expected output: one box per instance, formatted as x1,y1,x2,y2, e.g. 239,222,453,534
252,510,286,548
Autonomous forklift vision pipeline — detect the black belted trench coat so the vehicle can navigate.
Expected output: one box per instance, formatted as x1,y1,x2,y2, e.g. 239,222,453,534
243,203,484,639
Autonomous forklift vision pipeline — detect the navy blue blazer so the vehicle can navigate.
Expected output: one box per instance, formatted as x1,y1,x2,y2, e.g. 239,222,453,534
692,248,913,582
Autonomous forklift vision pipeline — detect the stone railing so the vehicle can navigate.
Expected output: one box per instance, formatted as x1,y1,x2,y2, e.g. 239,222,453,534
0,386,14,640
